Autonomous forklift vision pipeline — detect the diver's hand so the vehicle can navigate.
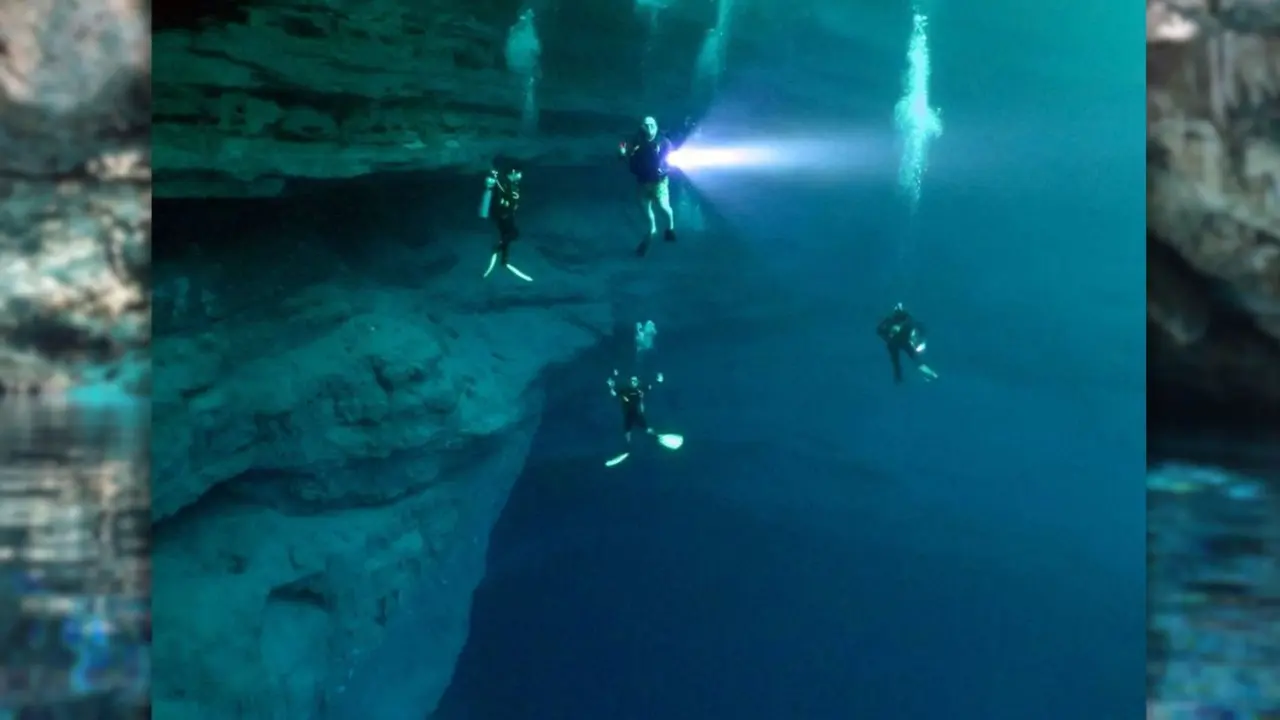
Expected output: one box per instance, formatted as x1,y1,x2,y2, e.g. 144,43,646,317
618,142,628,157
484,175,497,189
656,372,664,383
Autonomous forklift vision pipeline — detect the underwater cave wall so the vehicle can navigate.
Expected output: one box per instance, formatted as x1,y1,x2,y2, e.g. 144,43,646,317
149,164,791,718
1146,0,1280,409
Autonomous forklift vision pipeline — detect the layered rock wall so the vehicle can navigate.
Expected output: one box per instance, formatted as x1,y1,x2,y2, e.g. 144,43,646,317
154,0,730,195
151,0,887,196
1147,0,1280,407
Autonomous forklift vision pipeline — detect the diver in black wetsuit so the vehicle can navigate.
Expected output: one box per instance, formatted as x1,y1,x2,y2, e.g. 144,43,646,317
477,162,532,281
604,369,682,466
618,115,677,256
608,370,662,443
876,303,939,384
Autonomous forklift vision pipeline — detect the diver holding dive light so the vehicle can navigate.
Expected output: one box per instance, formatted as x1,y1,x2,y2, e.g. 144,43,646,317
876,303,939,384
477,161,533,281
604,369,684,467
618,115,677,257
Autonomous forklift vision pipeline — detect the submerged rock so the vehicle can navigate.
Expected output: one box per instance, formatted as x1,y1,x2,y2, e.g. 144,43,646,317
1147,0,1280,408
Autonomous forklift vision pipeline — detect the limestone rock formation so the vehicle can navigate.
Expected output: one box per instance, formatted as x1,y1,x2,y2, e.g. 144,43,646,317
0,0,152,392
151,0,864,197
152,0,708,195
149,169,804,717
1147,0,1280,408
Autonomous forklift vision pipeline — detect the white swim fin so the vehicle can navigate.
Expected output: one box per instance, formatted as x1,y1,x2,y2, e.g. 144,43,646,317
656,433,683,450
506,263,533,282
605,452,630,467
483,253,498,278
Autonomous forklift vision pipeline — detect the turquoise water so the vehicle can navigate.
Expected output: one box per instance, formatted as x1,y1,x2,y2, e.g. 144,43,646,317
438,0,1148,717
147,0,1149,715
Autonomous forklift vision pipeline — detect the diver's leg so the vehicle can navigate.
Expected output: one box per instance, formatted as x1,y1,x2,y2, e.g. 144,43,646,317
636,197,655,257
657,179,676,240
889,346,904,384
901,345,935,379
483,220,504,277
483,247,499,277
624,412,636,444
498,220,532,281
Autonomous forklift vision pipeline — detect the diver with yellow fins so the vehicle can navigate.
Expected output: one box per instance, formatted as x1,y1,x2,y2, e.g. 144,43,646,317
604,369,684,467
477,160,533,282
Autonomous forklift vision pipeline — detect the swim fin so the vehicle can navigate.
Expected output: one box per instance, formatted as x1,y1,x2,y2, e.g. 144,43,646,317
605,452,630,467
506,263,533,282
656,433,683,450
635,234,652,257
483,253,498,278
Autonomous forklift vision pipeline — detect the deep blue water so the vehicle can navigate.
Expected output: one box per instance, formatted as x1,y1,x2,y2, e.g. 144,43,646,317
435,0,1146,717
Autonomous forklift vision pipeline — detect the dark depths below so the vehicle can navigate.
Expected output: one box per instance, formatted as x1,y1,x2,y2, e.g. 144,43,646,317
434,405,1145,720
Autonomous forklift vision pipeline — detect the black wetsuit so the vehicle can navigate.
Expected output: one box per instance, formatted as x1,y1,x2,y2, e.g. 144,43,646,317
627,135,673,184
618,385,649,432
490,178,521,263
877,310,920,384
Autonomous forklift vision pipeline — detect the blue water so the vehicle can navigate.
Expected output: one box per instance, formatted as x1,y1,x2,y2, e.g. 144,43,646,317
436,0,1147,717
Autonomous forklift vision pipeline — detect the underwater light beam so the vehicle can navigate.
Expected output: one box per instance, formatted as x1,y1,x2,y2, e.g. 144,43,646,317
893,9,942,212
667,134,887,175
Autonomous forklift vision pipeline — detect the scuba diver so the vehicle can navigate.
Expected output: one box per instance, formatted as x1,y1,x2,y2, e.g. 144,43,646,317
876,302,939,384
477,161,533,281
618,115,677,256
604,369,683,467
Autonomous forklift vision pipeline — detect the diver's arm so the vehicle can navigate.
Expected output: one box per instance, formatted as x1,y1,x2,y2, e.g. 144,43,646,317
646,372,664,392
875,318,892,341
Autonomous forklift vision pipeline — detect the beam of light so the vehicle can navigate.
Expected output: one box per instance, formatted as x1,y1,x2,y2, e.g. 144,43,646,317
893,10,942,212
668,145,779,170
667,134,892,175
